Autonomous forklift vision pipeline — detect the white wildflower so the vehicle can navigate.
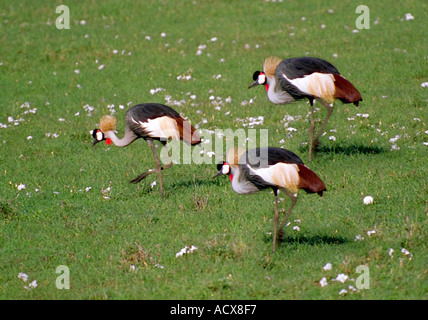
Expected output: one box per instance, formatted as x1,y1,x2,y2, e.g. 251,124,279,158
404,13,414,21
354,234,364,241
388,248,394,257
17,184,26,191
323,263,332,271
18,273,28,282
176,245,198,257
401,248,411,256
363,196,374,205
319,277,328,287
339,289,347,295
367,230,376,236
334,273,349,283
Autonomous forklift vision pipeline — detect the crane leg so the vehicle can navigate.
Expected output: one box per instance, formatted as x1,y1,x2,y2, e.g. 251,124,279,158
129,161,172,184
308,103,316,163
308,99,334,162
272,191,280,252
129,140,173,198
147,139,165,198
277,190,298,241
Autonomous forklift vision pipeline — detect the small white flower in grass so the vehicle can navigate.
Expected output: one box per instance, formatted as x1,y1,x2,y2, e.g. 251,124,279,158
334,273,349,283
28,280,38,289
388,248,394,257
420,82,428,88
363,196,374,205
176,245,198,257
339,289,347,296
367,230,376,237
404,13,414,21
150,181,157,188
74,69,80,74
210,37,218,42
329,136,336,141
18,273,29,282
160,32,166,37
319,277,328,287
27,136,32,140
112,49,118,54
129,265,136,271
58,118,65,122
401,248,411,256
292,226,300,232
389,135,401,143
354,234,364,241
155,263,165,269
17,184,26,191
98,64,105,70
390,144,400,151
145,35,151,40
323,263,332,271
85,187,92,192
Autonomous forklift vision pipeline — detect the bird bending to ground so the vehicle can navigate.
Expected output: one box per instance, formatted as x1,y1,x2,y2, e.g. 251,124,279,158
214,146,326,252
249,56,362,162
91,103,201,198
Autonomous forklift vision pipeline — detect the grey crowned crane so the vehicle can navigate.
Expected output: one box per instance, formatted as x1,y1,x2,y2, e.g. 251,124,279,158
91,103,201,198
249,56,362,162
214,146,326,252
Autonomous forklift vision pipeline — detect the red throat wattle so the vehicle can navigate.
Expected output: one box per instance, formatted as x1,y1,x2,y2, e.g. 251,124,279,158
264,84,269,92
229,174,233,182
105,138,112,145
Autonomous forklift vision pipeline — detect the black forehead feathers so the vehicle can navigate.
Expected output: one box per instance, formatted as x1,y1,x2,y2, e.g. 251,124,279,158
252,71,261,81
92,128,104,140
217,161,224,171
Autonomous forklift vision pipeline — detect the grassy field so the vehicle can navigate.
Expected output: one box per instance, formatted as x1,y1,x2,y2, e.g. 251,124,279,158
0,0,427,301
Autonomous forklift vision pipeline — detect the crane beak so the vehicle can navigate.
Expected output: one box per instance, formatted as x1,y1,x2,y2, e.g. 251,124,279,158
248,80,259,89
212,171,223,179
91,139,100,147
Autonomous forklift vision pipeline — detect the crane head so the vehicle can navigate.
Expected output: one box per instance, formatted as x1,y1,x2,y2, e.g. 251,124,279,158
213,161,232,180
248,71,267,89
91,129,112,146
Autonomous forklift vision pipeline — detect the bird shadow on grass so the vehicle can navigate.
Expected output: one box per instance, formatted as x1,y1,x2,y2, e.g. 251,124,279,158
281,234,348,246
263,233,349,246
299,143,387,156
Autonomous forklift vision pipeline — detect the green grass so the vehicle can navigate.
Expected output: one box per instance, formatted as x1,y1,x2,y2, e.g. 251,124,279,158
0,0,427,300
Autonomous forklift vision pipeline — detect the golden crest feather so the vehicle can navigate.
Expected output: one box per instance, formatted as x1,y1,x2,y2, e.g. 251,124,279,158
226,146,246,166
263,56,282,78
99,115,117,132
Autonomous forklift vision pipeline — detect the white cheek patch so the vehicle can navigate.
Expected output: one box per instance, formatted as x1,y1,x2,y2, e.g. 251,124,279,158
258,74,266,84
96,131,103,141
222,164,230,175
